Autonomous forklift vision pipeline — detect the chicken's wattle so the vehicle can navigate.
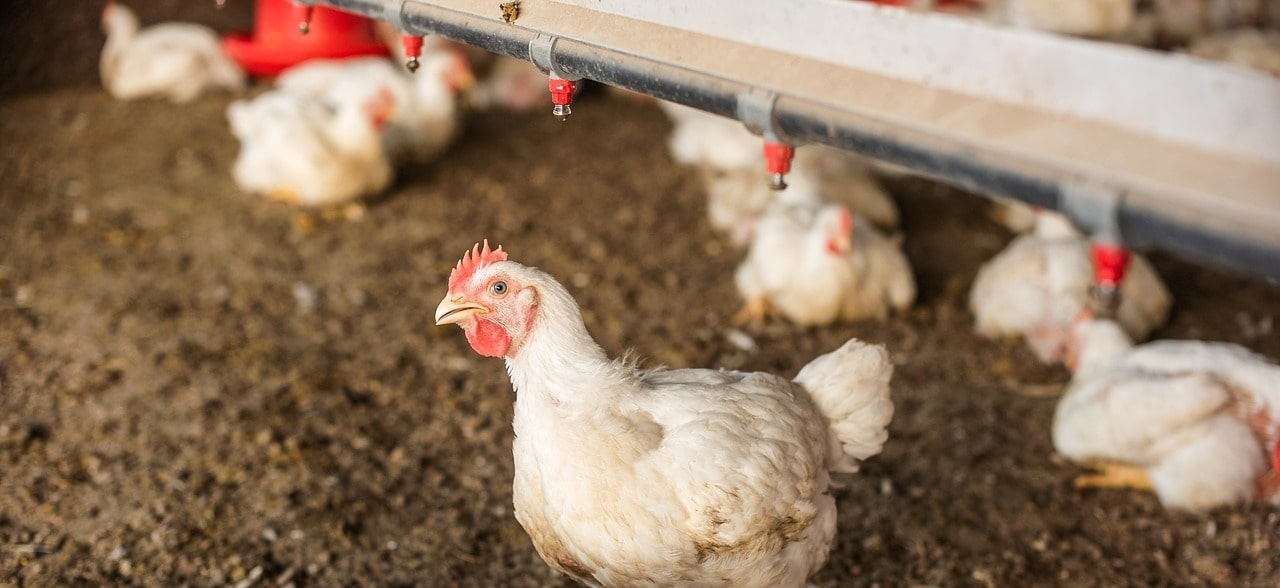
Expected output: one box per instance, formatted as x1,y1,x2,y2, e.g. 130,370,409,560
466,317,510,358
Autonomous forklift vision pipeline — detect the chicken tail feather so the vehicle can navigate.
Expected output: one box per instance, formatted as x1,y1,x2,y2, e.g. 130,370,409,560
793,339,895,473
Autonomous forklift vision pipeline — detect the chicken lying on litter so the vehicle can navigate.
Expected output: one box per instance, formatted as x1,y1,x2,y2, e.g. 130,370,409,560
987,197,1039,234
969,212,1172,362
661,102,900,244
1186,28,1280,76
702,167,822,248
735,203,916,326
994,0,1135,37
793,147,902,228
435,242,894,587
275,50,473,166
467,54,555,112
1133,0,1279,46
99,1,245,103
916,0,1135,37
226,87,395,208
659,101,761,170
1052,315,1280,510
703,150,900,248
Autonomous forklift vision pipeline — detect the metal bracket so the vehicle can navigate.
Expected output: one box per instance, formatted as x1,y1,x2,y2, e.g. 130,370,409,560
1061,180,1125,244
384,0,411,33
736,89,782,142
529,34,582,81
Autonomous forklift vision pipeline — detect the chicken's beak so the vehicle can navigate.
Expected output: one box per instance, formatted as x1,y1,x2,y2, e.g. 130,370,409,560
435,294,487,326
826,208,854,256
825,233,853,256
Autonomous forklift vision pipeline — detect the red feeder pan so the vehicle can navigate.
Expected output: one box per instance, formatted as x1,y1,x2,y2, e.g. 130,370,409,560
222,0,389,77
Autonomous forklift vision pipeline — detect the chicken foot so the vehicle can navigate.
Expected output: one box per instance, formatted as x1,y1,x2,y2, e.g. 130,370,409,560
1074,462,1155,492
266,187,301,205
733,296,775,326
291,202,367,234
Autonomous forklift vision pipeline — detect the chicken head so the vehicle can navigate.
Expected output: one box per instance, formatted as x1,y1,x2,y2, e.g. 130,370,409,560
366,86,397,130
435,241,538,358
102,1,136,36
820,205,855,256
443,52,477,94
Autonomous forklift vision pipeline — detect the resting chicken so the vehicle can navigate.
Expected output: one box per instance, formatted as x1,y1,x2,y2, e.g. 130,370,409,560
99,2,245,103
275,50,474,166
226,87,395,208
969,212,1172,362
658,102,900,244
1186,28,1280,76
736,203,916,326
434,241,895,587
1052,315,1280,510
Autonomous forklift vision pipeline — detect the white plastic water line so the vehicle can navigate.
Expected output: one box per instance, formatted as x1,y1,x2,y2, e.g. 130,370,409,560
315,0,1280,280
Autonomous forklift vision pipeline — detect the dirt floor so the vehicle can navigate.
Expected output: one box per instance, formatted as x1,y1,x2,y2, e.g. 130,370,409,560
1,84,1278,587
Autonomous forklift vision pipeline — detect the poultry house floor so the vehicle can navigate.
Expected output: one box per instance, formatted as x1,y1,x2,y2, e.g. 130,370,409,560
2,85,1279,587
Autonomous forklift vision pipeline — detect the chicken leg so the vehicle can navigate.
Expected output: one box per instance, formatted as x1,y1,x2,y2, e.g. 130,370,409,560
291,202,367,234
266,186,301,204
1074,462,1154,492
733,296,775,326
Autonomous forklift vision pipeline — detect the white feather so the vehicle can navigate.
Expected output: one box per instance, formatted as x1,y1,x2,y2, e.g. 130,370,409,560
99,3,245,103
226,88,392,207
736,203,915,326
449,259,894,586
275,52,465,166
1053,318,1280,510
969,215,1171,362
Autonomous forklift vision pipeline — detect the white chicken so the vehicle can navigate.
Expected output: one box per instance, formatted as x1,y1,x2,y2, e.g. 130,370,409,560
969,212,1172,362
703,151,900,247
794,147,902,230
99,1,245,103
735,203,916,326
1186,28,1280,76
658,101,762,170
1052,316,1280,510
275,51,474,166
661,102,901,197
226,87,395,207
999,0,1135,36
468,54,554,112
662,102,900,245
434,241,894,587
987,197,1039,234
702,167,821,248
1136,0,1278,45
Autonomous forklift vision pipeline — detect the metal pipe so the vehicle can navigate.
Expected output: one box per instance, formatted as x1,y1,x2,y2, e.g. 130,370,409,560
318,0,1280,281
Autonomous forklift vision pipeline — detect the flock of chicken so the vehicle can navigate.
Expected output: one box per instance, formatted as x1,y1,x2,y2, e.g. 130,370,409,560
102,2,549,211
934,0,1280,75
99,1,1278,586
655,87,1278,517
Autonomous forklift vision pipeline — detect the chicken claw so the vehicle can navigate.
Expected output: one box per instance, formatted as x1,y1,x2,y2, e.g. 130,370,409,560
291,211,319,234
314,202,366,223
341,202,366,222
1074,462,1154,492
266,186,300,204
733,296,774,327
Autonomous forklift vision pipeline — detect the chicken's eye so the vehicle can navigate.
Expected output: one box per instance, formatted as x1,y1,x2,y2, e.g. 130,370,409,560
489,281,508,297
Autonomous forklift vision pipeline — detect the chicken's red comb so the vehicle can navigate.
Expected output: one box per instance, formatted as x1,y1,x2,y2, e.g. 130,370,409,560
449,240,507,290
839,207,854,238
